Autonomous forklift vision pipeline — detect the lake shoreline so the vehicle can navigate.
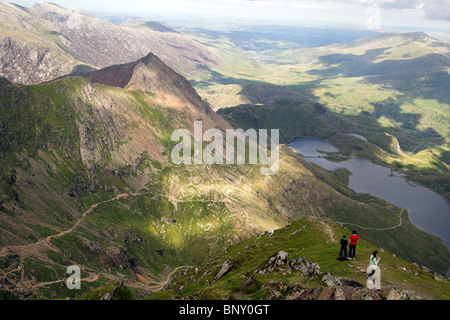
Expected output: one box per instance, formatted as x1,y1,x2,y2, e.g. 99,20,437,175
285,134,450,204
287,137,450,250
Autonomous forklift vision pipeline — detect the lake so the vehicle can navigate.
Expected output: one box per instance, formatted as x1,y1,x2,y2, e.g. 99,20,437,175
288,137,450,249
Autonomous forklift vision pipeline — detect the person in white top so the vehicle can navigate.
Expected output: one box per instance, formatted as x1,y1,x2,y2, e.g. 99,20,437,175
366,250,381,289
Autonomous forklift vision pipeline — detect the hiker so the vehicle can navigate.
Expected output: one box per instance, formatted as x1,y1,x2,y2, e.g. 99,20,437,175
366,251,381,289
339,235,348,259
348,230,359,259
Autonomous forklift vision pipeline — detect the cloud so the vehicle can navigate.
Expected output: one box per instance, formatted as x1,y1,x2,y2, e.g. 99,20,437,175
376,0,418,10
245,0,450,21
377,0,450,21
423,1,450,21
250,1,278,7
291,2,333,10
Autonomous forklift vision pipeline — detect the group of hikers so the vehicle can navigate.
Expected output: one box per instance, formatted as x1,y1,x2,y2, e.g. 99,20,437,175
338,230,381,290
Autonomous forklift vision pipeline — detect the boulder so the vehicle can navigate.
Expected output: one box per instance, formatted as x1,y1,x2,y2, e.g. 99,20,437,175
81,241,100,253
286,287,342,300
265,289,283,300
352,289,379,300
386,288,414,300
321,271,363,288
321,272,342,287
289,257,320,278
101,292,112,300
255,251,289,274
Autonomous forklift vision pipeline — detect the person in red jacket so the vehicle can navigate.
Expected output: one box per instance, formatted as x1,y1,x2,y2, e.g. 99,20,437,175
349,230,359,259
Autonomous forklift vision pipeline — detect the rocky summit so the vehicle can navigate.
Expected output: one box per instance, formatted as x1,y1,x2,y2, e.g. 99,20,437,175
81,52,229,130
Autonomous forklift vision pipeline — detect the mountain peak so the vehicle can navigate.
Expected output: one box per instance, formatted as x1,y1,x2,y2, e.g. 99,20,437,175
400,31,434,41
81,52,177,92
82,51,204,108
30,1,65,12
139,52,158,65
81,53,230,130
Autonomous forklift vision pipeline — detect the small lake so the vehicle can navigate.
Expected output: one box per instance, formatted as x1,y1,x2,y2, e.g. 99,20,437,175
288,137,450,249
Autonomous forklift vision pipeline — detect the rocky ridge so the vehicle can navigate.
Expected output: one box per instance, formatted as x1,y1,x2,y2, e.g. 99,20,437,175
81,52,230,131
0,2,219,84
155,217,449,301
165,250,415,301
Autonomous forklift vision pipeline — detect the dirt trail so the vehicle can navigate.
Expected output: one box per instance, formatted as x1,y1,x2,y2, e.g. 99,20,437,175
339,209,406,231
0,163,259,259
319,220,336,242
0,190,231,258
31,273,99,289
1,192,406,260
46,194,131,242
144,266,192,292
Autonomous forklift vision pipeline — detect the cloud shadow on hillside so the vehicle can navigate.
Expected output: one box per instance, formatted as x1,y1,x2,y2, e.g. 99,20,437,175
307,49,450,104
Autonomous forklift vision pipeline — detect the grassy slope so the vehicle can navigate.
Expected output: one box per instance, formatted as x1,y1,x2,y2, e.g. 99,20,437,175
149,218,450,300
0,76,198,298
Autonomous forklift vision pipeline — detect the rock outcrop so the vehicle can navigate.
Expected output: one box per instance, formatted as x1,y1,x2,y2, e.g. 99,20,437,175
256,251,320,278
255,251,290,274
285,285,413,300
0,37,81,85
321,271,364,288
177,250,415,300
289,257,321,278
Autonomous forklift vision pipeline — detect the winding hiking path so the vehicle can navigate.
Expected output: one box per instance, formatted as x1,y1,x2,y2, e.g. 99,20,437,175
46,194,132,242
1,190,229,257
1,193,135,255
31,273,99,289
338,209,406,231
144,265,192,291
0,162,260,258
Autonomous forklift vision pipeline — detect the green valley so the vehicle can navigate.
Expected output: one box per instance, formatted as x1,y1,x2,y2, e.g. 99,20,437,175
189,31,449,202
0,1,449,302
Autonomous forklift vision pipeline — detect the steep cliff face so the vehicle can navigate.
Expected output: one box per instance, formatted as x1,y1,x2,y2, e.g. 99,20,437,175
0,35,88,84
70,79,167,170
81,52,230,131
0,2,219,84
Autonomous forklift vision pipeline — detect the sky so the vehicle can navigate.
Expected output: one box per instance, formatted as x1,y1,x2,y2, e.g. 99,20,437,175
7,0,450,31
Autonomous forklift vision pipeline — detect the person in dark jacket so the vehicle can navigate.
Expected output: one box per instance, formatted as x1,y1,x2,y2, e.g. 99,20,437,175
339,235,348,259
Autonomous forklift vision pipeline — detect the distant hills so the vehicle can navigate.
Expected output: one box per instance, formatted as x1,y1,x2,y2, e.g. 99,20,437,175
191,29,449,202
0,2,218,84
183,25,379,50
